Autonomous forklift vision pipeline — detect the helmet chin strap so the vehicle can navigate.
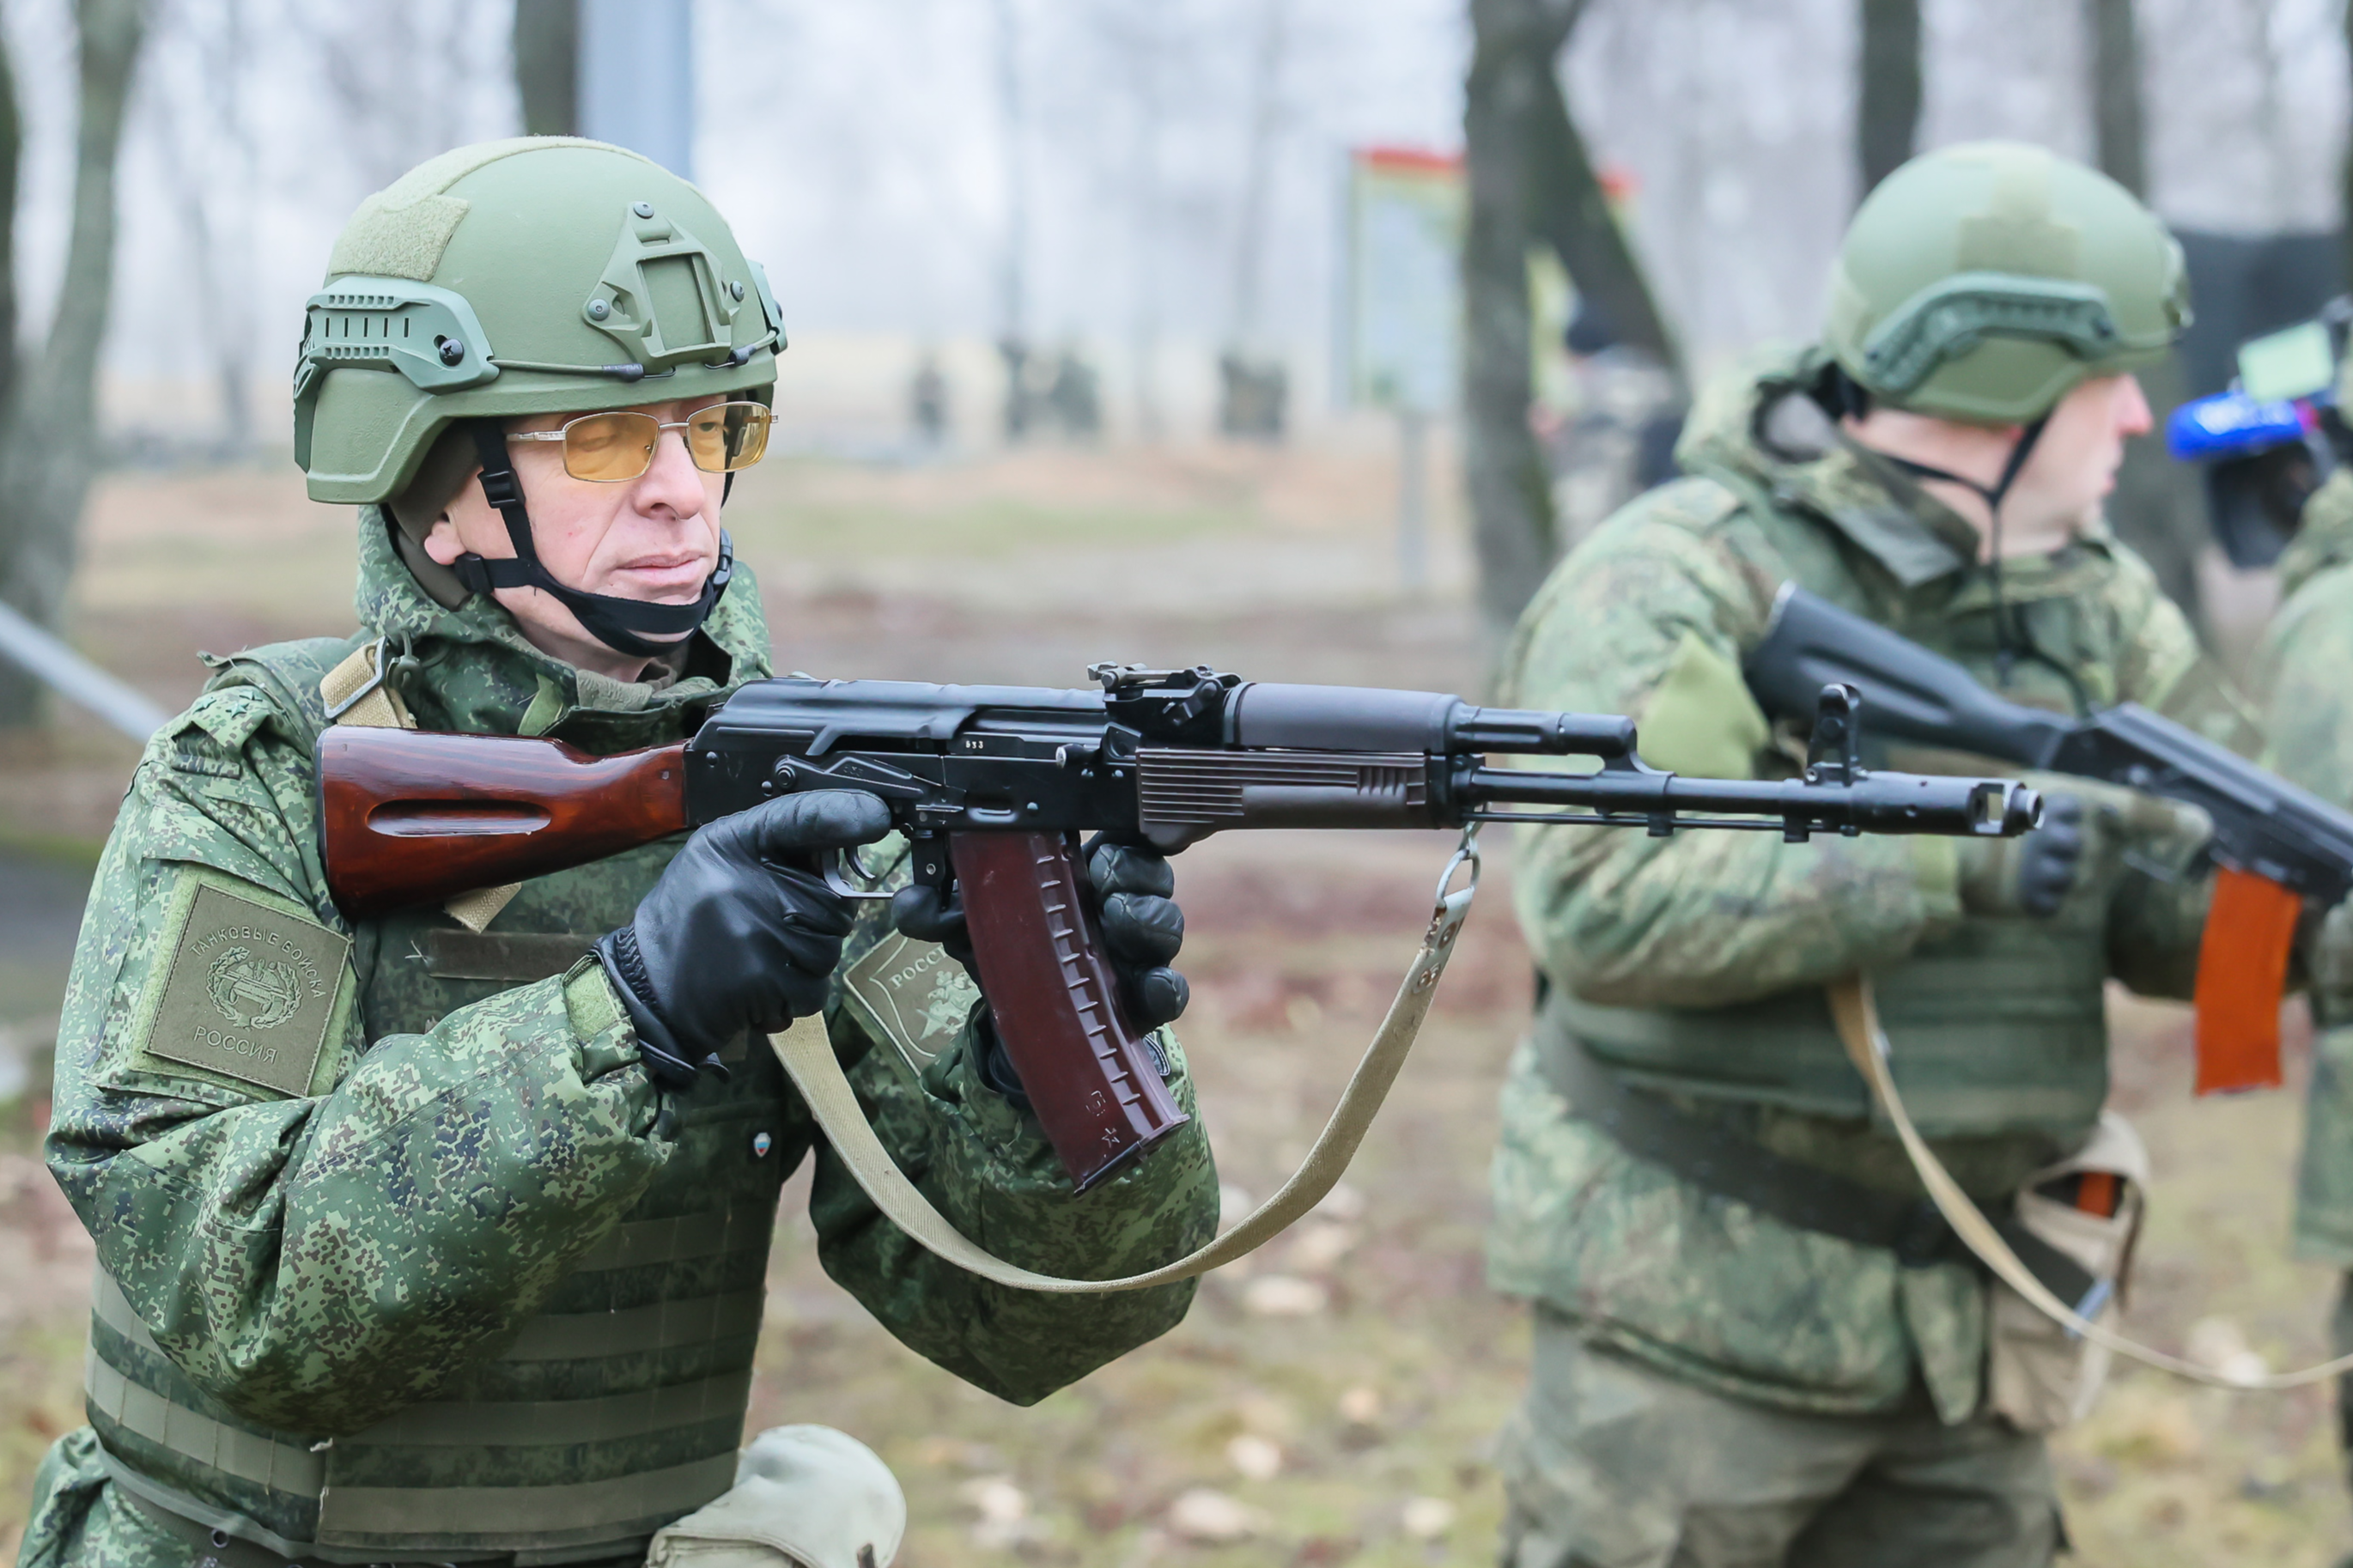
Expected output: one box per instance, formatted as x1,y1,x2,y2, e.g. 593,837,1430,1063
1874,413,2051,684
451,419,733,660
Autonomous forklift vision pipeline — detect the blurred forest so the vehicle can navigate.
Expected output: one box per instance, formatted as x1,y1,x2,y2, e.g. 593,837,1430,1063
0,0,2338,448
0,0,2338,663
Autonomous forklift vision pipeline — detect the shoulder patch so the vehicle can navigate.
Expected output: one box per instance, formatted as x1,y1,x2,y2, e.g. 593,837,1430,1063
141,881,349,1097
841,932,982,1077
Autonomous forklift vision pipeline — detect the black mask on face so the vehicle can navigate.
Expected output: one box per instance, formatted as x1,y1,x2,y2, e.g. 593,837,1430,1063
450,419,733,659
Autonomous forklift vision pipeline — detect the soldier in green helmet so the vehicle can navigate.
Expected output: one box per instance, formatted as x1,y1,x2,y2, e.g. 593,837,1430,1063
1487,141,2255,1566
17,137,1217,1568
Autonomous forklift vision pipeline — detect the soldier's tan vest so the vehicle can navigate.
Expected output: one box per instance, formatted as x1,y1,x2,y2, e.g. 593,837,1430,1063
83,638,781,1565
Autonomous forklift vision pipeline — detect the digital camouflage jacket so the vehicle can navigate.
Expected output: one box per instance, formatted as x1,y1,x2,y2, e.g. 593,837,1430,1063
1487,349,2243,1422
20,511,1218,1567
2252,470,2353,1267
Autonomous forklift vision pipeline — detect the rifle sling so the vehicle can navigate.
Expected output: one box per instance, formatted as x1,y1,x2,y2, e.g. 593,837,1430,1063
768,840,1481,1293
1536,1026,2095,1304
1828,974,2353,1392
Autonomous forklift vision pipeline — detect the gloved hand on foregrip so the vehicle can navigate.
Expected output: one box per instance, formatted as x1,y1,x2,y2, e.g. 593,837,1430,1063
598,790,891,1088
1960,791,2088,919
890,836,1191,1102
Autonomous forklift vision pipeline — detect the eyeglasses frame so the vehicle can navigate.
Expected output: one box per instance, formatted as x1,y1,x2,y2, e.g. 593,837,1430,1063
505,400,775,483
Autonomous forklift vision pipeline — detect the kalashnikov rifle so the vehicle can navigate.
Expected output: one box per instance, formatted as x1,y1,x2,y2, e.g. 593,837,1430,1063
1748,583,2353,1094
318,663,2041,1189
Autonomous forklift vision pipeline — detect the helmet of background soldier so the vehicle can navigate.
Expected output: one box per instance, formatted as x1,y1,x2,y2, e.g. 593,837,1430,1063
293,137,784,605
1822,141,2190,425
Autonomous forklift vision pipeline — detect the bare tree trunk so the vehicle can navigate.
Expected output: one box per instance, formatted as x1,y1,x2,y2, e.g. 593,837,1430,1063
1857,0,1922,198
0,0,147,727
1523,60,1680,379
514,0,580,137
1462,0,1581,643
2086,0,2145,195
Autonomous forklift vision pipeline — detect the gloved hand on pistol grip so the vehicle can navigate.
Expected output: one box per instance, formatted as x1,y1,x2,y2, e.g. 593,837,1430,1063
1958,791,2087,919
598,789,892,1089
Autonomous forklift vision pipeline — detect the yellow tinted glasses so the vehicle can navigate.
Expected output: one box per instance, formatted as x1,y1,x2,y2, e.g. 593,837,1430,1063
508,400,774,483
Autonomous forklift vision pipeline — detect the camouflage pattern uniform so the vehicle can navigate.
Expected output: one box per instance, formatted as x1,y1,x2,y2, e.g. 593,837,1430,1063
15,514,1218,1567
1487,346,2247,1568
2247,468,2353,1474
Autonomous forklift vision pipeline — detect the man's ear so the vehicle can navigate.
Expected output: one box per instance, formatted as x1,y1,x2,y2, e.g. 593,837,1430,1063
422,510,465,567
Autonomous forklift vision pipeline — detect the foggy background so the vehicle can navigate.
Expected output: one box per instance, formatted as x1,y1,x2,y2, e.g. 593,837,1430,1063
4,0,2344,450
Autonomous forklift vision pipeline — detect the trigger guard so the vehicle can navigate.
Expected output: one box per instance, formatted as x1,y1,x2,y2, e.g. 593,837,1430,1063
820,846,896,902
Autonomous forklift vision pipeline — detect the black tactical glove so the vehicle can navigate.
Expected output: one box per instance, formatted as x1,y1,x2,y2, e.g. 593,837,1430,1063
1959,791,2087,919
891,837,1190,1101
598,790,891,1088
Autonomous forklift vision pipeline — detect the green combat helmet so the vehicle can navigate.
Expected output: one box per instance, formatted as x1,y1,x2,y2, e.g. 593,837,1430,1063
1824,140,2189,427
293,137,785,653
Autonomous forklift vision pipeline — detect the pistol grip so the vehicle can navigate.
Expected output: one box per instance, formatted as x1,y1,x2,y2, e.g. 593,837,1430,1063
950,831,1190,1191
2192,865,2301,1095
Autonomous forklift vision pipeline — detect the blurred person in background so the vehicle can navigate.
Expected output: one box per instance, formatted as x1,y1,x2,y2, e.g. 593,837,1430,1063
1486,143,2253,1568
17,137,1216,1568
909,349,950,447
1541,297,1684,550
2247,351,2353,1568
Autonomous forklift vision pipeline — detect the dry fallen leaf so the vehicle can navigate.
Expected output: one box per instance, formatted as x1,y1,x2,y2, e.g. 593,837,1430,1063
1315,1182,1369,1222
1226,1432,1284,1480
958,1476,1029,1523
1401,1496,1456,1539
2185,1316,2270,1387
1337,1385,1383,1425
1288,1219,1359,1273
959,1476,1037,1551
1167,1487,1265,1544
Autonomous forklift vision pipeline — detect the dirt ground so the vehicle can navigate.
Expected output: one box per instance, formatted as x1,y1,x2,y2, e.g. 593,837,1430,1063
0,443,2348,1565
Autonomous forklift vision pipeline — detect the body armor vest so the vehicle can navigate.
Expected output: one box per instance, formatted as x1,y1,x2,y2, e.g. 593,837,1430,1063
83,638,787,1565
1553,497,2117,1146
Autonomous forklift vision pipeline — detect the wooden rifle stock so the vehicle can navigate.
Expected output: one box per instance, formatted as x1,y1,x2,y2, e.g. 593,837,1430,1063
318,727,688,918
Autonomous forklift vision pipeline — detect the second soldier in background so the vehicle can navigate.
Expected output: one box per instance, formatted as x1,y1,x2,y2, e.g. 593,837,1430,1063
1486,142,2256,1567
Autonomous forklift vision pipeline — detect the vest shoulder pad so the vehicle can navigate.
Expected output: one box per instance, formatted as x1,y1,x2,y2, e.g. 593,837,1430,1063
198,635,370,751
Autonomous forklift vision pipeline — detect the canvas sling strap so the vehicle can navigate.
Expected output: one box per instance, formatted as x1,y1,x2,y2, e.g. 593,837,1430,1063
319,638,519,933
767,833,1483,1292
1829,973,2353,1390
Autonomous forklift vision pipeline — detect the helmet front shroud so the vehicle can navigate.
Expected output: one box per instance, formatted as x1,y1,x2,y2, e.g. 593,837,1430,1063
1824,140,2189,427
295,137,785,653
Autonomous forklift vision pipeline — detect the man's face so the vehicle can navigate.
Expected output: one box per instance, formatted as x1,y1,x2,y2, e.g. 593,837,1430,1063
2003,372,2154,542
423,394,730,674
